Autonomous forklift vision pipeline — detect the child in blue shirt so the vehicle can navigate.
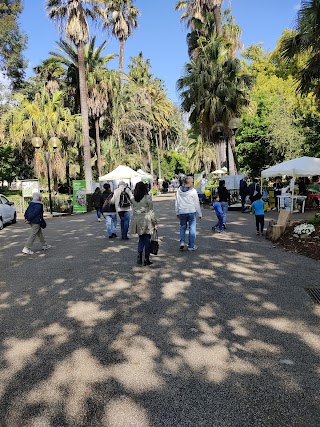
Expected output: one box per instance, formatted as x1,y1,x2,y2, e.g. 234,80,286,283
251,193,265,235
212,195,224,233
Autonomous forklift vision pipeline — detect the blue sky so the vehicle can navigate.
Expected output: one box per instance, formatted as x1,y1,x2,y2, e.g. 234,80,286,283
20,0,300,104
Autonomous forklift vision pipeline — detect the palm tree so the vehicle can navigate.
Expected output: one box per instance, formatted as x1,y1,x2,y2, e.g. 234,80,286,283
187,127,215,174
99,0,140,72
43,37,116,178
177,38,253,171
6,89,77,190
175,0,223,36
46,0,99,193
280,0,320,99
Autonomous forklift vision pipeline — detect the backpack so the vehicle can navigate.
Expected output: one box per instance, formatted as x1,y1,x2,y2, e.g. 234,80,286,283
119,188,131,209
102,192,115,213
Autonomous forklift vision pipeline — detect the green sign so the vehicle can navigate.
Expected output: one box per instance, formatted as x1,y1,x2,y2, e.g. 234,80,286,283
72,180,87,213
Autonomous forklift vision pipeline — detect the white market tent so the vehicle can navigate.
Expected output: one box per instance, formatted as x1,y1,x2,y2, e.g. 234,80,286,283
261,156,320,178
137,168,153,180
261,156,320,212
99,165,143,181
212,169,226,174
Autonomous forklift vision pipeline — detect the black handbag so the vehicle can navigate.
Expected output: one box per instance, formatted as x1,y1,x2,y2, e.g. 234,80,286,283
40,218,47,229
150,229,159,255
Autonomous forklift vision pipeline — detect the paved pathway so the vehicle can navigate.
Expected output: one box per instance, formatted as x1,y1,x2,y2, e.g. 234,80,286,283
0,194,319,427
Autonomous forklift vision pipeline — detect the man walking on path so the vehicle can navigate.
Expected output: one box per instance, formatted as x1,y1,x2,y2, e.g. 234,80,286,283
111,181,133,240
101,183,118,239
175,176,202,251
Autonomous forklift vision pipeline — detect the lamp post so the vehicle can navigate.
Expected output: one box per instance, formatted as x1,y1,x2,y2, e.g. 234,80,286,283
215,118,241,174
31,136,61,215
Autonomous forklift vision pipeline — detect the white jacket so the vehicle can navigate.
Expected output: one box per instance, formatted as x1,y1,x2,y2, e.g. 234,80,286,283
175,186,202,217
110,185,133,213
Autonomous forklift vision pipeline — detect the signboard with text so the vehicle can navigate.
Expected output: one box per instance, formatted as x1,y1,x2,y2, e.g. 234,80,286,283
72,180,87,213
21,180,40,198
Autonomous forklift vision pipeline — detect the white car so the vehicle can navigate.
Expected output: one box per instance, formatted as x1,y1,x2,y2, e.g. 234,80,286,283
0,194,17,229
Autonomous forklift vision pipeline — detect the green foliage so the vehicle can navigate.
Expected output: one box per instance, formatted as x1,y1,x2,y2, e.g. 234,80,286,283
307,215,320,225
0,144,33,185
158,150,188,180
0,0,27,90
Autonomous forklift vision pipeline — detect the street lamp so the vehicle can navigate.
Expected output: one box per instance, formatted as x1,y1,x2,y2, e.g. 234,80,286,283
215,118,241,174
31,136,61,214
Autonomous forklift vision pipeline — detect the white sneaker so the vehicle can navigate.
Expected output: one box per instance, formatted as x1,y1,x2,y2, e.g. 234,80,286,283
179,242,185,251
22,247,34,255
188,246,198,251
42,244,51,250
98,218,102,222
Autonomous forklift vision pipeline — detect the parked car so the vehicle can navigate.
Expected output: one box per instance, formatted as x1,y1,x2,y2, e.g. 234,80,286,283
0,194,17,229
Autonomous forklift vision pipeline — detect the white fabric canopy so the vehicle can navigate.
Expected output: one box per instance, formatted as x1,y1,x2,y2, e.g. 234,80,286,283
137,168,153,179
261,156,320,178
212,169,226,174
99,165,143,181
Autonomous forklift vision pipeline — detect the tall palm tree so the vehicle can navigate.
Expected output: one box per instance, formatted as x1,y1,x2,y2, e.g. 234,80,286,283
177,38,253,171
46,0,100,193
99,0,140,72
280,0,320,99
44,37,116,178
175,0,223,36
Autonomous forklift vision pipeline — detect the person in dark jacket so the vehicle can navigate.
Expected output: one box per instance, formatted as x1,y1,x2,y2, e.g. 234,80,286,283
22,192,50,255
217,180,230,228
248,179,260,203
239,177,248,212
93,187,103,221
101,183,118,238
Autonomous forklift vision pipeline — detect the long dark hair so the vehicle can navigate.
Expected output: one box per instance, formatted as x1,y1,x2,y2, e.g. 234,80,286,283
134,181,148,202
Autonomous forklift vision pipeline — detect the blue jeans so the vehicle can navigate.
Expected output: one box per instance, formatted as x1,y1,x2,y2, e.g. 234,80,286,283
118,210,131,239
138,234,151,257
105,213,117,236
220,201,228,224
95,207,101,218
215,215,224,231
179,212,197,248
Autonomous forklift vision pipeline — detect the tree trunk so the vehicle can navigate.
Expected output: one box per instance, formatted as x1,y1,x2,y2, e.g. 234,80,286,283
159,129,163,156
155,133,161,180
78,42,93,193
148,142,153,178
215,141,221,170
95,117,102,178
213,6,223,37
119,39,125,73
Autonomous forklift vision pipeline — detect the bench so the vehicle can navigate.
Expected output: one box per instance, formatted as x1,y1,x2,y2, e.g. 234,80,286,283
271,209,290,242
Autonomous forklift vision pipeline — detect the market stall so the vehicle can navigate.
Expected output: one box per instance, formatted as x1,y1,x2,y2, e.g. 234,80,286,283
261,156,320,212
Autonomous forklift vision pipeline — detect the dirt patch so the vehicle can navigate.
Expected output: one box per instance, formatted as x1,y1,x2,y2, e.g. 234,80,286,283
276,222,320,261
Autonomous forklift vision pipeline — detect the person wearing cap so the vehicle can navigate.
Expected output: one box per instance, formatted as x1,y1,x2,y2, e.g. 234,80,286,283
22,192,51,255
110,181,133,240
175,176,202,251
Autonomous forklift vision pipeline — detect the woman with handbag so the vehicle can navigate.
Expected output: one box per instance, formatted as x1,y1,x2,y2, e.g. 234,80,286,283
22,192,51,255
130,182,158,266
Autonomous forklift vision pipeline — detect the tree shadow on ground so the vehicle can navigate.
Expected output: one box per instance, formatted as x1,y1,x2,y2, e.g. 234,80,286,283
0,199,319,427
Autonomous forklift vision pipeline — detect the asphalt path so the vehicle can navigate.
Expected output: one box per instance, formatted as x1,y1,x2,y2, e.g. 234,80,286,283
0,194,319,427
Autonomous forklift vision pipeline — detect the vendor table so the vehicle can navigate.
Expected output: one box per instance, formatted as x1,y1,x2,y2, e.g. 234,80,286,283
277,194,306,213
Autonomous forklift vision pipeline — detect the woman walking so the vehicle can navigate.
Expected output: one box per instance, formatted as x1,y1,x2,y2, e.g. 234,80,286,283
93,187,103,221
22,192,51,255
217,180,229,229
130,182,158,266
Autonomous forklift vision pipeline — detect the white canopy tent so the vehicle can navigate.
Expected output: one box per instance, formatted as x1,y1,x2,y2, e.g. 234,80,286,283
99,165,143,181
261,156,320,178
137,169,153,180
261,156,320,211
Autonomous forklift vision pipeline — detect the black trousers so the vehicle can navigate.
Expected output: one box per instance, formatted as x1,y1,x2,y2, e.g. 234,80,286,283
255,215,264,232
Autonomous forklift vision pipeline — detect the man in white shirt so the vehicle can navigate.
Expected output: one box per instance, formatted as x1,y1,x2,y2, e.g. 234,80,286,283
175,176,202,251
